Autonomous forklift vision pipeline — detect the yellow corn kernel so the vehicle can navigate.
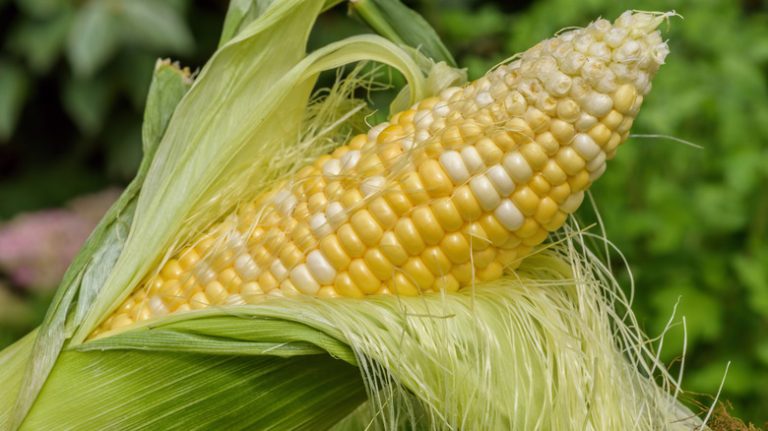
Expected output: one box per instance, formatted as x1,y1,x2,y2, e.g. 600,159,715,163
334,272,364,298
476,138,503,165
402,172,430,205
479,214,510,247
451,263,474,285
379,232,409,266
364,249,394,280
511,187,540,216
279,243,304,269
337,224,366,258
422,247,452,276
434,274,460,292
161,259,183,279
389,273,420,296
368,197,398,230
477,261,503,281
403,258,435,290
441,232,471,264
535,197,559,224
350,210,383,247
452,185,483,221
348,259,381,294
418,159,453,198
383,187,413,216
394,218,426,255
411,207,445,246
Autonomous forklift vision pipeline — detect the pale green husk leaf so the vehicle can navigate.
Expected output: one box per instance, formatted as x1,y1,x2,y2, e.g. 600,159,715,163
22,351,365,430
350,0,456,67
7,61,193,427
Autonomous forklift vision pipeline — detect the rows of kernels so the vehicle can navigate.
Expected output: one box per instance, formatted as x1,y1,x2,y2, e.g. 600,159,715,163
96,12,668,334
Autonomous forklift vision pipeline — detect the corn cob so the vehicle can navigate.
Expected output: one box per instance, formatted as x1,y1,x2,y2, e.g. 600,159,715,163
98,11,669,333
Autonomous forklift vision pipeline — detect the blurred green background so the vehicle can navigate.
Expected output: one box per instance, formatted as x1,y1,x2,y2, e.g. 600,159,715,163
0,0,766,424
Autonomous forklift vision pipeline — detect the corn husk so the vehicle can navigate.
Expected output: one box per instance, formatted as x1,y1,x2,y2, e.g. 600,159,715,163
0,1,706,429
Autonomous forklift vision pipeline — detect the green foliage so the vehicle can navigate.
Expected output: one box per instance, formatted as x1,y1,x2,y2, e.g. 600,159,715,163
0,0,196,183
0,60,29,139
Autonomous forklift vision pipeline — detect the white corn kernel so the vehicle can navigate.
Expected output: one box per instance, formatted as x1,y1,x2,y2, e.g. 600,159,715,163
310,213,332,237
290,264,320,295
470,175,501,211
361,176,386,197
433,101,451,117
326,202,348,227
415,129,431,143
149,296,169,316
225,294,246,306
414,110,434,129
322,159,342,177
589,163,607,181
461,146,485,174
440,151,471,184
271,260,289,281
575,112,598,131
194,263,217,285
494,199,525,230
572,133,601,160
583,92,613,117
561,191,585,213
234,253,260,281
487,165,516,196
340,150,361,171
502,153,533,183
475,91,494,107
439,87,462,100
587,151,607,172
307,250,336,285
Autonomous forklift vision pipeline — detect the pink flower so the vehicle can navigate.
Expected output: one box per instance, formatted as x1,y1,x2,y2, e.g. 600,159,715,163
0,188,122,291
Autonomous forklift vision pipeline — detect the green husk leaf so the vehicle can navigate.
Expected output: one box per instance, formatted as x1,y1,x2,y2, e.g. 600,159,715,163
0,332,36,431
141,61,194,159
218,0,346,47
350,0,456,67
20,350,366,430
217,0,274,47
79,316,356,363
9,61,192,428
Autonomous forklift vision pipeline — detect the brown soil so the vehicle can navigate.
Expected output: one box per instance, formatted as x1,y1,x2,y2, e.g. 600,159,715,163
709,403,765,431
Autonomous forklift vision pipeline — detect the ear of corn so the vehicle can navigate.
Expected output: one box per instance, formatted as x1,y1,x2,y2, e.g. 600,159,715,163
96,9,668,335
1,1,708,429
